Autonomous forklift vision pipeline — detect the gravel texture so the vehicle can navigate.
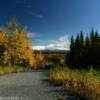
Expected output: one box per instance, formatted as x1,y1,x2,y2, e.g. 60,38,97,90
0,70,59,100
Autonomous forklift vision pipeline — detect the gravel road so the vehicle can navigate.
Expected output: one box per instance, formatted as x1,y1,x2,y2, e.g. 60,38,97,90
0,70,59,100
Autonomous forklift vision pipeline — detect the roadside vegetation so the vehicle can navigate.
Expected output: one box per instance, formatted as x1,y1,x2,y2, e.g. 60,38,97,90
0,18,46,75
0,17,100,99
49,66,100,99
0,66,24,75
48,29,100,100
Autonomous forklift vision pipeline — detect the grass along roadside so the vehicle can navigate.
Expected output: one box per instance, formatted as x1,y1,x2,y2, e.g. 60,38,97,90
0,66,25,75
48,66,100,100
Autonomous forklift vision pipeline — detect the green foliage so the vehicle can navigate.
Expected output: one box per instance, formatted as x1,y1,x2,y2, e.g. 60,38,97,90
67,28,100,69
46,54,66,66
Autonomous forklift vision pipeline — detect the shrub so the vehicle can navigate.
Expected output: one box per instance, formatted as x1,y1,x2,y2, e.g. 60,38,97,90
0,66,25,75
49,66,100,99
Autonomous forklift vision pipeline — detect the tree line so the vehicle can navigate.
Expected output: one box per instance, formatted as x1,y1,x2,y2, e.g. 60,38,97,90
0,18,45,68
67,29,100,69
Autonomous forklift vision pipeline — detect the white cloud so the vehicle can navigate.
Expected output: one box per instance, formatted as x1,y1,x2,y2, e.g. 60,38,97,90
32,45,46,50
33,35,70,50
30,12,44,19
28,32,41,39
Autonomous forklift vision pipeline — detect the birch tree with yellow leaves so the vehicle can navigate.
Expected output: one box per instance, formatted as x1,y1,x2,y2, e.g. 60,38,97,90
0,18,46,68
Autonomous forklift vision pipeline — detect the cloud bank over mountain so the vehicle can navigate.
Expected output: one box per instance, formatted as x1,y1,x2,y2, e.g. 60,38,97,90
33,35,70,50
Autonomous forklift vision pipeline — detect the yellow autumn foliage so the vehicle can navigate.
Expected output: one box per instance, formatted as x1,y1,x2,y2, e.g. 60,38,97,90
0,26,46,68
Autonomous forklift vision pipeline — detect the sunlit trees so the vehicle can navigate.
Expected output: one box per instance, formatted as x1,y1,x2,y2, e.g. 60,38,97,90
0,29,10,65
0,18,45,68
9,29,37,67
35,51,45,67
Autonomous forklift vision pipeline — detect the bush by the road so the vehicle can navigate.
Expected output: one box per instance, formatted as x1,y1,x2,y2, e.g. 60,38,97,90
0,66,25,75
49,66,100,99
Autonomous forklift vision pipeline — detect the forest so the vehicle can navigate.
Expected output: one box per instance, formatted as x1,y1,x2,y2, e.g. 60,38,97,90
49,29,100,100
0,18,100,100
67,29,100,69
0,18,45,69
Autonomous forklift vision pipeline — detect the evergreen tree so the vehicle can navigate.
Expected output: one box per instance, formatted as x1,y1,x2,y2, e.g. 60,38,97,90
67,29,100,69
74,34,80,67
94,31,100,67
68,35,75,67
70,35,75,51
79,31,85,67
84,35,90,67
79,31,84,49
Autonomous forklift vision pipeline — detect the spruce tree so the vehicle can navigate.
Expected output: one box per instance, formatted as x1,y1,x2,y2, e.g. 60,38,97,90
68,35,75,67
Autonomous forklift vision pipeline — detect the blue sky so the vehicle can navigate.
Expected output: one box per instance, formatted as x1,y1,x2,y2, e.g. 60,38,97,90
0,0,100,50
